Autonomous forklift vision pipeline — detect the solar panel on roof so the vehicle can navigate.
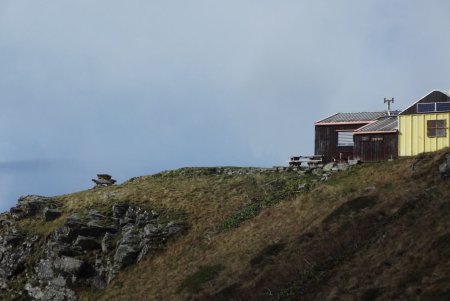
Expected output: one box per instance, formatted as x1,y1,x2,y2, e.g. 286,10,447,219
417,103,436,113
436,102,450,112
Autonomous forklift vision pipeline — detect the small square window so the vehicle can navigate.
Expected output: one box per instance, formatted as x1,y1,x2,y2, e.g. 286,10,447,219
427,120,447,137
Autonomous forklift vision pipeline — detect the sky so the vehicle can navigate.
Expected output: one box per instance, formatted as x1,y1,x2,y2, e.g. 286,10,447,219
1,1,450,211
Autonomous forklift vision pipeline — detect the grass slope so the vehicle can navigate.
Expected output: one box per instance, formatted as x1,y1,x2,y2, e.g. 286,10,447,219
16,151,450,301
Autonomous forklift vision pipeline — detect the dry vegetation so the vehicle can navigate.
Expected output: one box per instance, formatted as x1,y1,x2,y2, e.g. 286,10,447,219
28,151,450,301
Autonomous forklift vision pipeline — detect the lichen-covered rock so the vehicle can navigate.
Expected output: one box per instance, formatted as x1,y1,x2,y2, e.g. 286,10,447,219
120,225,141,246
113,244,139,269
0,228,37,281
101,232,115,253
53,256,91,277
36,259,55,281
25,276,78,301
143,223,159,237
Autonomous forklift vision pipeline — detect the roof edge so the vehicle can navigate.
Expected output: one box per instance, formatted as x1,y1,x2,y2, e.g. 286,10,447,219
315,121,376,126
315,112,339,124
353,130,398,135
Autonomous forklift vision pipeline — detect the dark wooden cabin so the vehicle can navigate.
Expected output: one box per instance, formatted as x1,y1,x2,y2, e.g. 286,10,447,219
353,116,398,162
315,112,387,162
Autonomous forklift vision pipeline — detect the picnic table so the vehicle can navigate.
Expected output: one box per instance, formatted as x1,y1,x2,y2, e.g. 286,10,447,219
92,174,117,187
288,155,324,167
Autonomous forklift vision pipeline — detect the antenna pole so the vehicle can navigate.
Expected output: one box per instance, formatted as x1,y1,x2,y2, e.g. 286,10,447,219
384,98,394,115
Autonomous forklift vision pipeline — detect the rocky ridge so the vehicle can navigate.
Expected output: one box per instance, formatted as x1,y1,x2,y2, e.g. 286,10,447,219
0,196,184,301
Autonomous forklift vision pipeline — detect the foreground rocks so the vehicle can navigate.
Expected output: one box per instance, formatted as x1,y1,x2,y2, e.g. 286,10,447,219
0,196,185,301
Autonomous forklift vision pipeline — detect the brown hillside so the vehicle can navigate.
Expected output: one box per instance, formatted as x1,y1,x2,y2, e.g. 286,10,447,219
3,151,450,301
82,151,450,301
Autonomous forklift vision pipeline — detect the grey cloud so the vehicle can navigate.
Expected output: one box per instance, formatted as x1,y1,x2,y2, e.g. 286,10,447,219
1,0,450,210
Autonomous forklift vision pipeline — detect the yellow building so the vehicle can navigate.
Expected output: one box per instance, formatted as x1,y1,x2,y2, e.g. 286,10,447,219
398,90,450,156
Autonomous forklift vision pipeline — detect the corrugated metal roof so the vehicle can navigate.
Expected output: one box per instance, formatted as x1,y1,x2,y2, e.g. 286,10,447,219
316,112,387,124
354,116,398,133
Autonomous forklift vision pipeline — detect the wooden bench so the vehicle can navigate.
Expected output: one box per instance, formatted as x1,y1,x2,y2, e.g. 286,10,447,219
92,174,117,187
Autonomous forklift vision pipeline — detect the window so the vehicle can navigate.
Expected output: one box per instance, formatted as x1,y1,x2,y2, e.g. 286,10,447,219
337,131,354,146
427,120,447,137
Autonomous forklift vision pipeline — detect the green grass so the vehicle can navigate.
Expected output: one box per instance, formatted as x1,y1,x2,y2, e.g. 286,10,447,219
221,202,261,230
220,175,313,231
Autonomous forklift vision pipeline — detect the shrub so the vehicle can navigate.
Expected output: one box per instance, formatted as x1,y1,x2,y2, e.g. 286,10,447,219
221,203,261,231
221,176,301,231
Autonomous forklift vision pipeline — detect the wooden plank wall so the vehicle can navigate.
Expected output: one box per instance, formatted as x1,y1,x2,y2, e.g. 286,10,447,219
354,133,398,162
315,124,365,162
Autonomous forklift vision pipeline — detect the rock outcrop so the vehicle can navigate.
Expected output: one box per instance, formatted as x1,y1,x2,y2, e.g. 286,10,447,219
0,196,185,301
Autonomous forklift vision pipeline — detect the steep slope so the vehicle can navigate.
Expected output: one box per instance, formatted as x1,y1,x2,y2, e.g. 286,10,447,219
1,152,450,301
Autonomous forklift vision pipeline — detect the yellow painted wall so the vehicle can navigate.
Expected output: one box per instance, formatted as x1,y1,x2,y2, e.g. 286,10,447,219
398,113,450,156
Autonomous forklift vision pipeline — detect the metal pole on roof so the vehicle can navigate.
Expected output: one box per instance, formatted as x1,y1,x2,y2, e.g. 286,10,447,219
384,98,394,115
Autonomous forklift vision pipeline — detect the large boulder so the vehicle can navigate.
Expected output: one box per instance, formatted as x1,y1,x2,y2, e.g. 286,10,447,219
143,223,159,237
73,236,101,251
54,256,91,277
113,245,139,269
